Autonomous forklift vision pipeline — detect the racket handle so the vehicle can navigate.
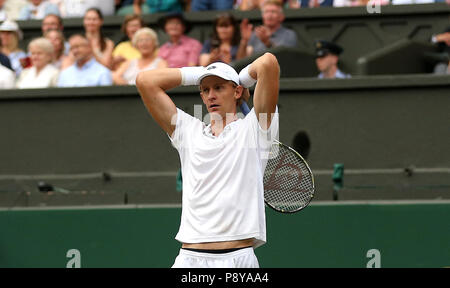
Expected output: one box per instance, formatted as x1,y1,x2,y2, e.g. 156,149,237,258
240,101,251,116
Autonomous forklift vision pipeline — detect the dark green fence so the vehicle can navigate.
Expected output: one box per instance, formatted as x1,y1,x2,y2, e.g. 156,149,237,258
1,75,449,206
1,202,449,267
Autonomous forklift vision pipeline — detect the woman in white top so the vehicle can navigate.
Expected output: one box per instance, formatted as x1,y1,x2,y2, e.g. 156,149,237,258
16,37,59,89
113,27,167,85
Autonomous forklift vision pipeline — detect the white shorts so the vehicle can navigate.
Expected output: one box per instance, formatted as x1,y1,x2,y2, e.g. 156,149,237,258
171,247,259,268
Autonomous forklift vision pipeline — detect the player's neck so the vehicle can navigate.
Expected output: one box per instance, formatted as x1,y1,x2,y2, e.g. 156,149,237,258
210,112,238,137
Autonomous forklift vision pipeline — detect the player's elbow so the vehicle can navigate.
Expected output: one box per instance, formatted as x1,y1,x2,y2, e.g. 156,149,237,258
136,70,158,92
136,70,149,90
260,53,280,76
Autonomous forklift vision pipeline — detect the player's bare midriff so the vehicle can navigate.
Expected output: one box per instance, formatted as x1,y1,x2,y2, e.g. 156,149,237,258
182,238,254,250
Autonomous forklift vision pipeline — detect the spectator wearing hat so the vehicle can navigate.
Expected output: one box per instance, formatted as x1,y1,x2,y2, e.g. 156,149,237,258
240,0,298,56
18,0,60,20
0,62,15,89
430,26,450,75
16,37,59,89
158,12,202,68
315,40,351,79
112,14,144,70
0,20,27,76
57,34,112,87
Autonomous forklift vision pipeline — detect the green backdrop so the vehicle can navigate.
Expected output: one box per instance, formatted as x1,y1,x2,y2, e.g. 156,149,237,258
1,202,449,268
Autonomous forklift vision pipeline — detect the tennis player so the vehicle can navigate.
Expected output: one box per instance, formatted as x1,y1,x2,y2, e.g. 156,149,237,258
136,52,279,268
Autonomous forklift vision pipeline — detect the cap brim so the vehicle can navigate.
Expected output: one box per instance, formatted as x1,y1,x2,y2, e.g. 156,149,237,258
316,50,329,58
0,29,23,40
197,72,237,85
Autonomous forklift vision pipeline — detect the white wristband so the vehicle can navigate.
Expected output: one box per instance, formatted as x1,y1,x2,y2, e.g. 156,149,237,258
239,64,257,88
180,66,205,86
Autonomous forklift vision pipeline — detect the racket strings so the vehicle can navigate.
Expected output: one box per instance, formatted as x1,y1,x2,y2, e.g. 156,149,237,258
263,143,314,213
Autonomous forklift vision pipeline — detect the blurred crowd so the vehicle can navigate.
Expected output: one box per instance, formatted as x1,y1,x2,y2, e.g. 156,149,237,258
0,0,449,89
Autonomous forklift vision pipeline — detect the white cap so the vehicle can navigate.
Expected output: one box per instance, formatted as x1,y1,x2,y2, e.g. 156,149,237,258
197,62,240,85
0,20,23,40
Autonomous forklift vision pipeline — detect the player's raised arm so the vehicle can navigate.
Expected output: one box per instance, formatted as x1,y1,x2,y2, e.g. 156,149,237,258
136,68,180,136
136,66,207,136
239,53,280,130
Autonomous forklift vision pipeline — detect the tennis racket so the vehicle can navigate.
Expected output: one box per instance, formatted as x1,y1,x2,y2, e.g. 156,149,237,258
240,101,315,213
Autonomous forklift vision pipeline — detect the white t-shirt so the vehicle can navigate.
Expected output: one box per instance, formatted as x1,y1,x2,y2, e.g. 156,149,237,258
170,107,279,248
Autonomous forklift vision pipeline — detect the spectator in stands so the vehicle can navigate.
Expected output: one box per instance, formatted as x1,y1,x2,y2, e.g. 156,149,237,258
113,27,167,85
431,26,450,74
0,20,27,76
3,0,28,20
199,12,248,66
18,0,60,20
112,14,144,70
83,8,115,69
41,13,63,34
41,14,70,56
115,0,134,12
132,0,183,14
57,34,112,87
44,29,72,69
190,0,234,11
0,0,8,21
314,40,351,79
116,0,150,15
158,12,202,68
237,0,264,10
241,0,298,56
16,37,59,89
0,62,15,89
55,0,116,18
